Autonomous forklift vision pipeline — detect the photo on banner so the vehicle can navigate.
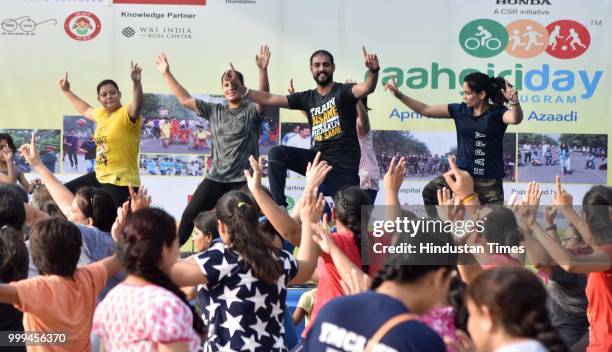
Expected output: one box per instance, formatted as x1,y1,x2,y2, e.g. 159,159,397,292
140,93,279,155
139,153,205,176
62,116,96,175
0,129,61,174
517,133,607,184
373,131,517,182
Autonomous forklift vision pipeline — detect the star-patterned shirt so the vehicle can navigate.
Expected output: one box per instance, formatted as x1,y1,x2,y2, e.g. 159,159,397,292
195,245,298,352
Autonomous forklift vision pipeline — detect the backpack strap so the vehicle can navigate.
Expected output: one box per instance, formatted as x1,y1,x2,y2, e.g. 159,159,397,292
364,313,417,352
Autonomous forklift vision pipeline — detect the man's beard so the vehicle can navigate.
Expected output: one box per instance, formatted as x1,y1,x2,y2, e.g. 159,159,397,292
313,72,333,86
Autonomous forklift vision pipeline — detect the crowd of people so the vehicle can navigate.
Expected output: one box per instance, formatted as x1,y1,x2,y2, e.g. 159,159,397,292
139,156,205,176
519,143,607,174
0,45,609,352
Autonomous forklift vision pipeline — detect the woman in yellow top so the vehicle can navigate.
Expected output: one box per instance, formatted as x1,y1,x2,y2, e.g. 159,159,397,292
59,62,143,207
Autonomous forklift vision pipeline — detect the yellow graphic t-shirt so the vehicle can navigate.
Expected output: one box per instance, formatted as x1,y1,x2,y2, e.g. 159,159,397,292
92,105,141,187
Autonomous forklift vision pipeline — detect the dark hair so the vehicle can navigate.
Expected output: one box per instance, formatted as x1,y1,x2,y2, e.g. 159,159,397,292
221,70,245,86
0,186,26,230
333,186,371,272
0,133,17,153
117,208,205,335
468,267,568,352
193,211,219,240
464,72,509,108
96,79,120,95
371,226,457,289
310,50,335,65
216,190,282,283
449,275,468,332
43,202,66,219
582,185,612,245
0,226,28,283
481,204,524,247
75,187,117,232
29,218,82,277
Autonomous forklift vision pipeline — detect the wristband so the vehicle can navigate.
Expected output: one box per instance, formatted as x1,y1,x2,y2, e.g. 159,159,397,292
545,224,557,232
369,67,380,74
461,193,477,204
509,100,519,105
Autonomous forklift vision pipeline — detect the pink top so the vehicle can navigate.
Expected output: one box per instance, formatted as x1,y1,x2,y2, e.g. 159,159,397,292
358,130,380,191
93,283,201,352
418,306,460,352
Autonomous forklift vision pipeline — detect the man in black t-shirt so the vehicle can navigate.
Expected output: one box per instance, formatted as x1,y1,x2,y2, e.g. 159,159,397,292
229,47,380,206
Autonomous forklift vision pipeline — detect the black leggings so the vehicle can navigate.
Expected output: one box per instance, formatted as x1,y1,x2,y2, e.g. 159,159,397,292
267,145,359,207
65,148,78,167
177,178,246,245
65,172,135,209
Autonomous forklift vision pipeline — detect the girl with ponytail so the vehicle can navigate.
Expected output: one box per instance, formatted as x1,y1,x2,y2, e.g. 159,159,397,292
385,71,522,216
466,267,568,352
92,208,204,351
169,190,318,351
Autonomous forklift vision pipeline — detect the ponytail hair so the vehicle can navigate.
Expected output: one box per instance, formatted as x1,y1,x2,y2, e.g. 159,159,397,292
118,208,205,335
468,267,568,352
464,72,510,108
216,191,282,284
333,186,372,273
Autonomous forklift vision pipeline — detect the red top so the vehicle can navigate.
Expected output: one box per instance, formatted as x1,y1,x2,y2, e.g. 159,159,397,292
586,244,612,352
305,232,361,336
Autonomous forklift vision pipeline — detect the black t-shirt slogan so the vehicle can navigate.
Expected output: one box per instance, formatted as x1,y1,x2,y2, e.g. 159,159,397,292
287,83,360,171
448,103,508,179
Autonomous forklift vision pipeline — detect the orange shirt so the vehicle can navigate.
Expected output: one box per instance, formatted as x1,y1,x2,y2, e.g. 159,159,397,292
11,263,107,352
586,245,612,352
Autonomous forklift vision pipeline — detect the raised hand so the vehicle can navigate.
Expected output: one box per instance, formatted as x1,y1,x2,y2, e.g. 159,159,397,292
225,62,244,90
243,155,264,192
59,72,70,92
255,44,270,70
443,156,474,201
340,268,372,296
111,201,130,242
543,206,557,226
156,53,170,75
362,46,379,72
305,152,332,190
383,75,401,98
502,80,518,103
299,186,325,224
130,61,142,83
18,132,42,168
383,157,407,194
311,214,334,254
129,185,151,212
518,181,542,229
552,175,573,210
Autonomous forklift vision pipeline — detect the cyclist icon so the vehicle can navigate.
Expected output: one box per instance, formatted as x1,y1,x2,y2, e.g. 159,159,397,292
1,16,57,33
464,25,502,51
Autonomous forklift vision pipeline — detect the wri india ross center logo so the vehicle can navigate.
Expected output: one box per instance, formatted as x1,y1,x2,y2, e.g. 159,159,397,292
460,18,590,59
64,11,101,41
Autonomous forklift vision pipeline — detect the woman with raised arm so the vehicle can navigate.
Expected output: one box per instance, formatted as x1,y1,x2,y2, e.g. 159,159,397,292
520,176,612,352
385,72,522,214
59,62,143,207
156,46,271,245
